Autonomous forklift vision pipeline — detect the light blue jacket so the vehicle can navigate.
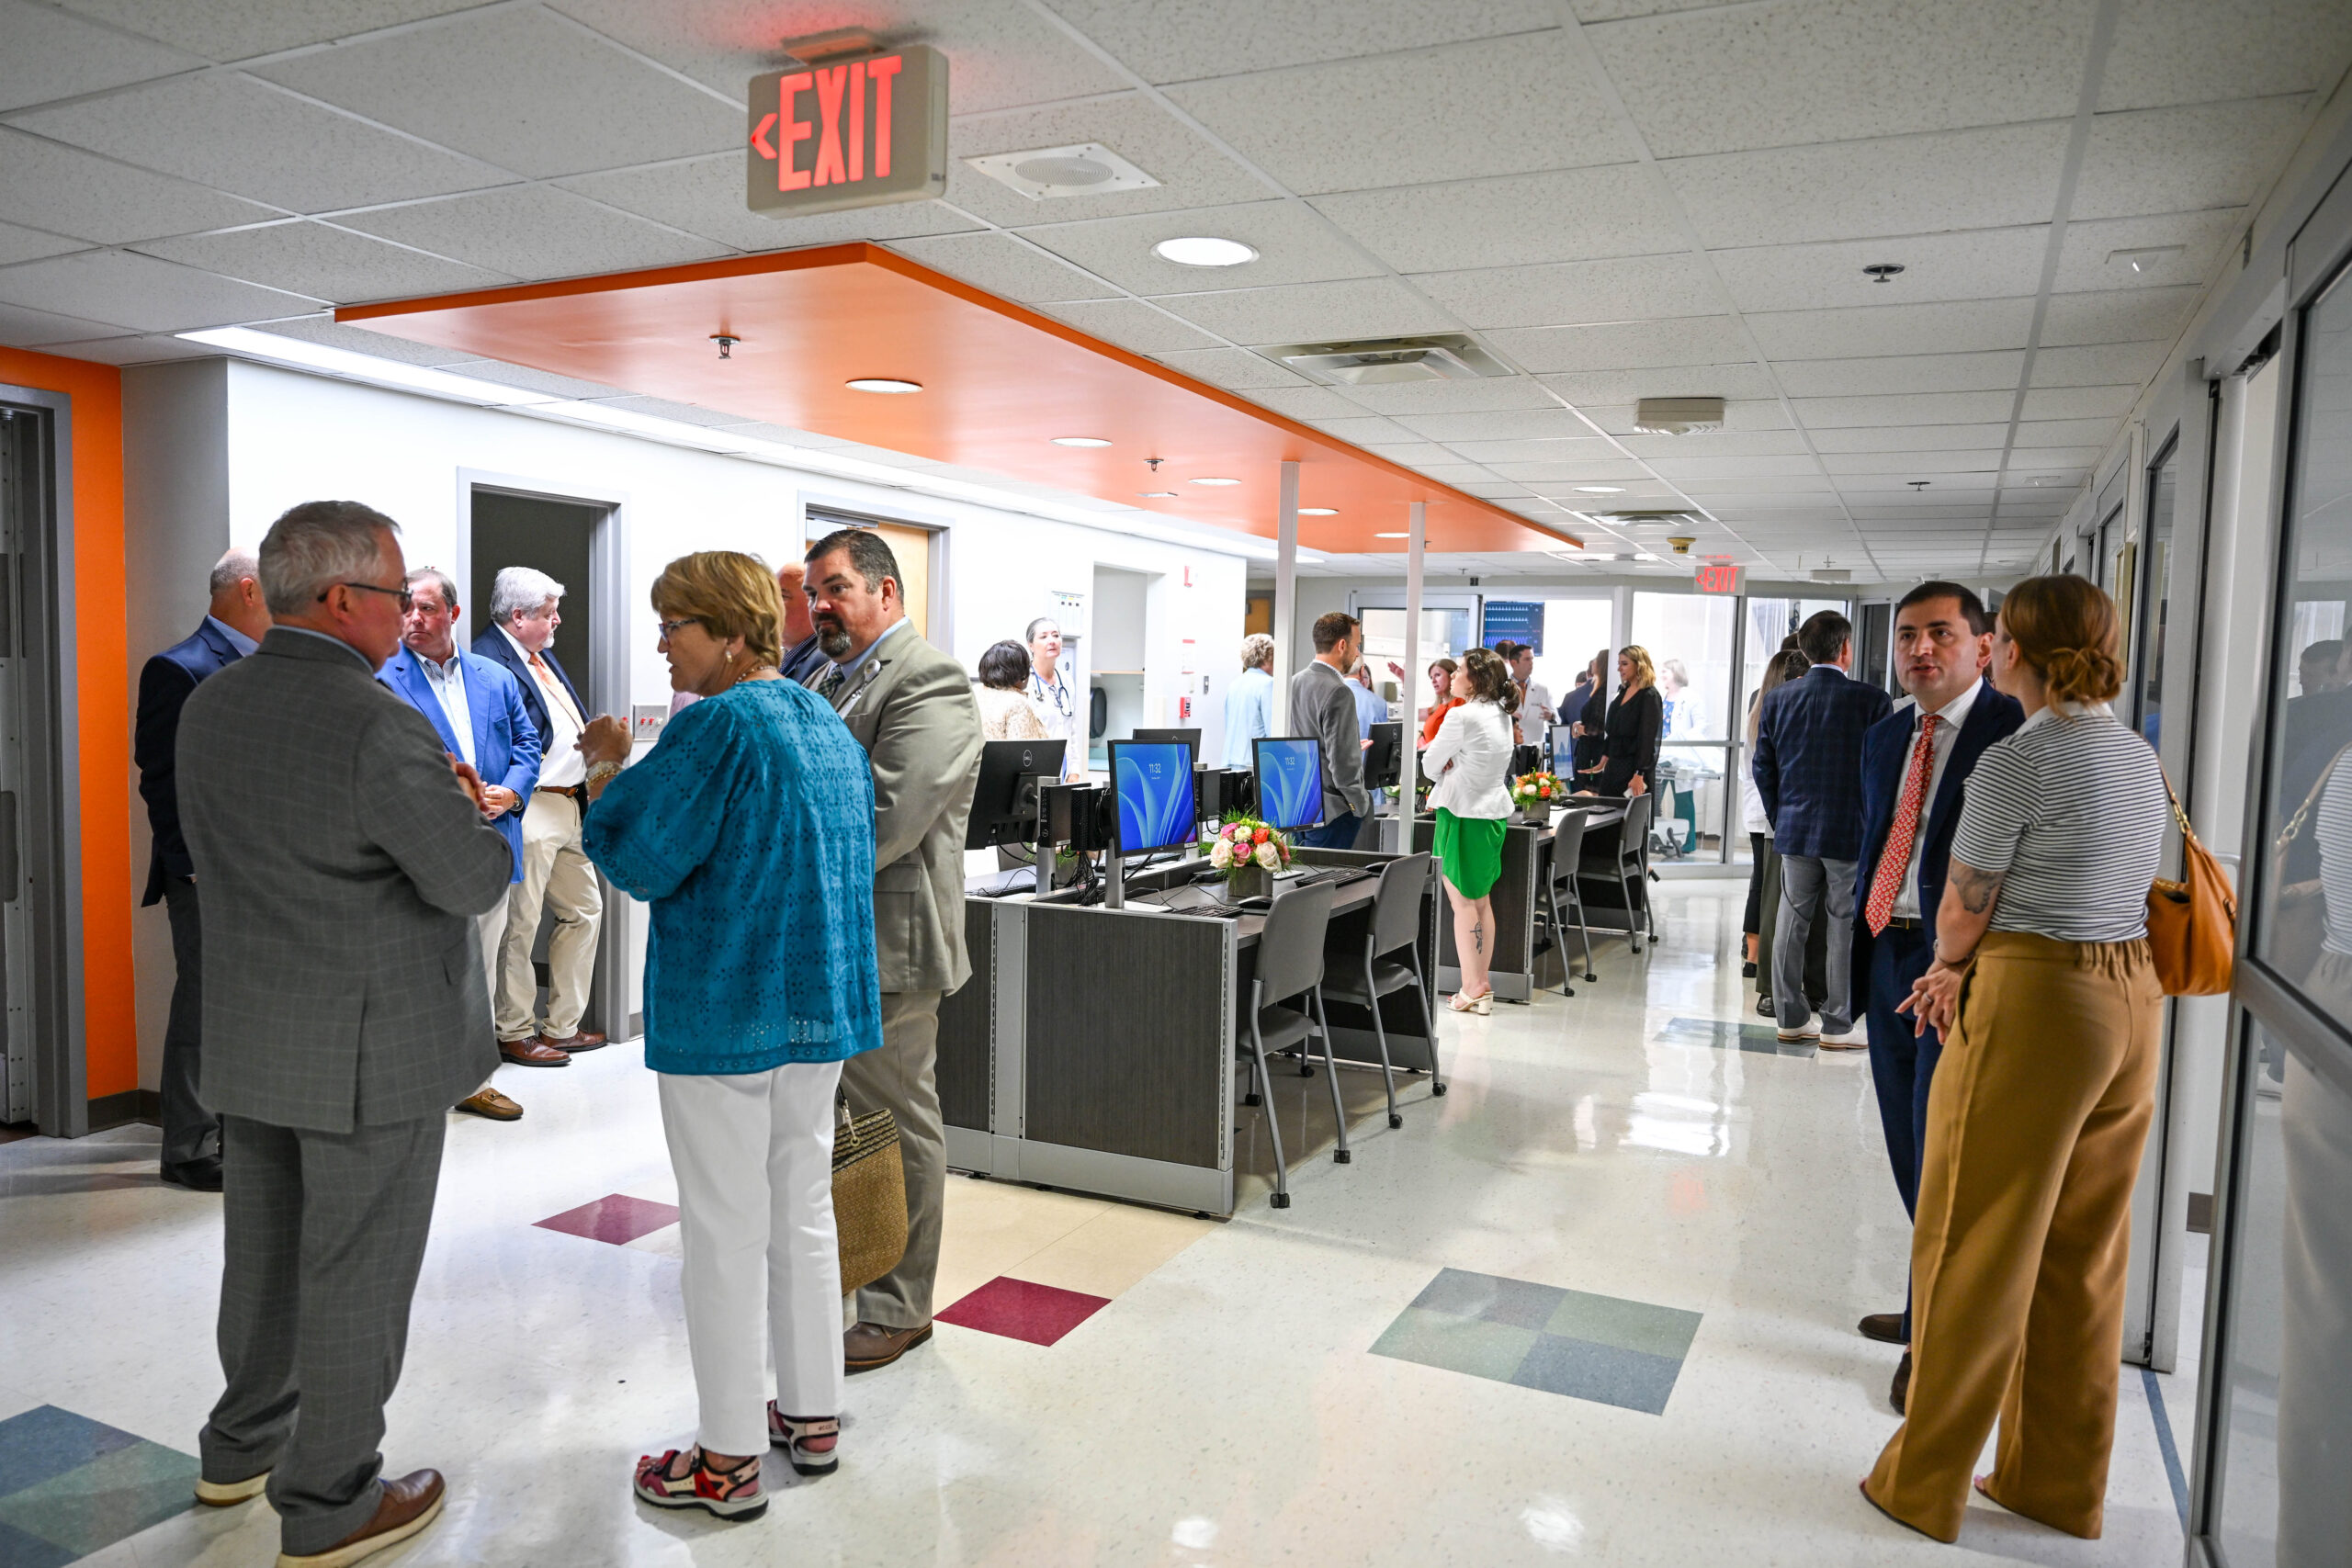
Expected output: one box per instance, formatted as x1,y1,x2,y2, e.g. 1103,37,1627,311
1223,666,1274,768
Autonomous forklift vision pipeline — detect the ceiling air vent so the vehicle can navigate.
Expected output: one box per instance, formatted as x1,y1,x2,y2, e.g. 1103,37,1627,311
1633,396,1725,434
1268,335,1510,386
966,142,1159,200
1586,510,1700,529
1812,568,1853,582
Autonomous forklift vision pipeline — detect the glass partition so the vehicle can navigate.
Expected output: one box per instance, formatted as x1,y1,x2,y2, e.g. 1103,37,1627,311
2137,444,2177,747
1632,592,1736,860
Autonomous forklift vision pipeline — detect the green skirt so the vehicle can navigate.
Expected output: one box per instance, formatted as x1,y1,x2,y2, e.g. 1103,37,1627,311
1434,808,1507,899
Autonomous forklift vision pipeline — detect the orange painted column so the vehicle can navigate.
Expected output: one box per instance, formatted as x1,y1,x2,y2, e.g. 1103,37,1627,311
0,347,136,1111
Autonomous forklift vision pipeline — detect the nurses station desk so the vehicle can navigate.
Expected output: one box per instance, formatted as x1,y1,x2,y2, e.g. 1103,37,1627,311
1400,803,1627,1004
935,847,1442,1218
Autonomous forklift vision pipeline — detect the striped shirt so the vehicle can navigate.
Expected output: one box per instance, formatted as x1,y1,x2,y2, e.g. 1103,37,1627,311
1950,702,2166,943
2318,750,2352,958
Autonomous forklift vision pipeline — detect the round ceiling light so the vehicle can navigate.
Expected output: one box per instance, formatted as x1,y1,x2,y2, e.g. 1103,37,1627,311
1152,236,1258,267
1052,435,1112,446
1299,507,1338,516
1190,476,1240,486
1572,485,1625,494
1137,491,1178,498
845,378,921,393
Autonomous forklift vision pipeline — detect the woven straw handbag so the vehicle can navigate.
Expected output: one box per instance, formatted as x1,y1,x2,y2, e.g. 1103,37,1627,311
2147,773,2237,997
832,1100,907,1296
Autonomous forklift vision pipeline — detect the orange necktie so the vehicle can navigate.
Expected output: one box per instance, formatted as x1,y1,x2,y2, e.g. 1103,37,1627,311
1865,714,1940,936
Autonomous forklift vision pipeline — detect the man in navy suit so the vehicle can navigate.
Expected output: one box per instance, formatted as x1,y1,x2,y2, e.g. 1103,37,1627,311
1851,581,2023,1412
381,568,549,1117
135,549,272,1190
1753,609,1892,1047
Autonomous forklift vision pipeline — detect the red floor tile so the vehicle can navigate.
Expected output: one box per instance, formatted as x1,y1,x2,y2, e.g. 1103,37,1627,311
936,1276,1111,1347
535,1193,679,1246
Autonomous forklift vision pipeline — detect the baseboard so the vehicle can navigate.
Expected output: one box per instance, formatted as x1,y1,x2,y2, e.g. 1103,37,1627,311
86,1089,161,1132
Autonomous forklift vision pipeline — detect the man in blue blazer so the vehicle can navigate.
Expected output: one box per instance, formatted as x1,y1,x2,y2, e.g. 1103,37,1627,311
135,549,271,1190
1752,609,1892,1046
379,568,551,1115
1850,581,2024,1411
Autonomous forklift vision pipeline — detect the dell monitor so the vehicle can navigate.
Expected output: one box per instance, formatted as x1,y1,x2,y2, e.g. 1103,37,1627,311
1108,739,1198,856
1252,736,1325,832
1364,721,1403,791
964,739,1067,850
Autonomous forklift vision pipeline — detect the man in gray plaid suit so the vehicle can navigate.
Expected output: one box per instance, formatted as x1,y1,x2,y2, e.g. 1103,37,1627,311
178,501,515,1567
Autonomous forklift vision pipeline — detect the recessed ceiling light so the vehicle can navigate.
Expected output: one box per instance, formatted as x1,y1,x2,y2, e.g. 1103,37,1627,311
1152,236,1258,267
1572,485,1625,494
1137,491,1178,498
1191,477,1240,486
1299,507,1338,515
1052,435,1112,446
845,378,921,393
1374,531,1408,538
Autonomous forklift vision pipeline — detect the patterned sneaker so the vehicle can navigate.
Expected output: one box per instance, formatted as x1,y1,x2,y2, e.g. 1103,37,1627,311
767,1405,839,1476
632,1447,765,1520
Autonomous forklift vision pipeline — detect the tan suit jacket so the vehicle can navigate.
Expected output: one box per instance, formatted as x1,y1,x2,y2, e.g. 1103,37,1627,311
820,623,984,994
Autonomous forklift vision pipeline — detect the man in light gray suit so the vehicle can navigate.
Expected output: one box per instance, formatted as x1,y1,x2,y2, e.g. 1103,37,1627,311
179,501,514,1568
1288,610,1372,849
803,526,982,1373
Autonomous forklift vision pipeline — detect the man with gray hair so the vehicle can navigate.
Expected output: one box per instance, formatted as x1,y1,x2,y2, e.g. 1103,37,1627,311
134,547,271,1190
181,500,512,1565
1223,631,1275,768
472,566,607,1056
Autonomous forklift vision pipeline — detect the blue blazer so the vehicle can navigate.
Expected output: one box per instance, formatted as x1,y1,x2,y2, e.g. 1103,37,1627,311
379,647,541,881
1753,666,1893,862
136,619,247,904
1851,679,2025,946
471,626,585,750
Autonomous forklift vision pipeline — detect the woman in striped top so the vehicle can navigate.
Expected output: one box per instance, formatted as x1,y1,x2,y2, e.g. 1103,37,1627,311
1862,574,2168,1544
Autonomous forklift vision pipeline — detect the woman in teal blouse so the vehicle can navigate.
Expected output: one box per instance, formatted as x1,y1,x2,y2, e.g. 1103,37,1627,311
576,551,880,1524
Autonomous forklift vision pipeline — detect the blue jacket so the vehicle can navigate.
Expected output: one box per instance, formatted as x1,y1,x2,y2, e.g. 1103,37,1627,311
378,647,541,881
1752,665,1893,862
582,679,883,1074
471,625,586,749
136,619,246,904
1850,680,2025,969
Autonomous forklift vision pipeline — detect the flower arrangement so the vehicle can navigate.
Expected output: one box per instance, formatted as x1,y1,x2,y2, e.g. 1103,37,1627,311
1510,769,1566,816
1206,816,1293,891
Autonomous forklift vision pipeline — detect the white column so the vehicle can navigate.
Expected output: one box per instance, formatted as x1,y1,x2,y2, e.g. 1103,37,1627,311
1272,459,1299,736
1398,502,1425,828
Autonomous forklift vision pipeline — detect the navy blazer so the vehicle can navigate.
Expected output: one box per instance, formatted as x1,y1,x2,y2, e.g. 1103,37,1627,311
135,619,246,904
379,647,542,881
471,625,586,749
1850,679,2025,953
1752,665,1894,862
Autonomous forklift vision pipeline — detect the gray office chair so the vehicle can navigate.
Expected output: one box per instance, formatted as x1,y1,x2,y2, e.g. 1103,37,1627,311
1613,794,1658,952
1242,882,1342,1209
1539,811,1598,996
1317,852,1440,1125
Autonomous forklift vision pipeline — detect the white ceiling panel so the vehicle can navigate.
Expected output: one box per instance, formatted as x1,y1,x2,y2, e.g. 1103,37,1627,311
887,231,1121,305
1821,449,2003,475
1444,437,1617,464
0,127,277,244
1311,164,1684,273
1590,0,2090,158
1340,375,1563,414
1581,398,1791,432
1169,32,1634,195
1148,346,1309,389
1410,252,1716,331
1535,363,1776,404
2020,384,2140,419
1485,314,1750,373
1747,298,2036,360
2052,209,2244,293
1039,297,1224,353
2099,0,2352,112
1409,462,1513,483
1453,481,1539,499
1614,430,1809,457
340,186,720,282
2006,445,2108,468
1016,200,1378,296
1043,0,1555,84
558,157,983,253
1810,423,2014,452
1487,458,1665,482
254,9,741,181
52,0,486,61
0,0,203,112
1838,479,1996,501
2030,341,2170,386
0,297,128,346
1307,415,1420,445
1664,121,2069,249
0,220,85,267
0,247,317,332
137,219,510,303
1673,474,1837,493
435,358,629,398
2039,285,2201,346
2017,417,2121,446
1396,409,1603,443
1239,385,1365,421
1362,441,1482,467
1712,227,2050,313
943,96,1266,226
1156,276,1457,344
1775,351,2026,397
2072,95,2312,220
1646,453,1826,479
31,330,218,365
1792,390,2018,426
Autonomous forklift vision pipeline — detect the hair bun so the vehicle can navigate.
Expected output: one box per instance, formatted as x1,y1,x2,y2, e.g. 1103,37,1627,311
2043,644,2122,706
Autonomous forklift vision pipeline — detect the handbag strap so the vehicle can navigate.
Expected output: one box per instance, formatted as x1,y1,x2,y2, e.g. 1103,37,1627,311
2275,740,2352,860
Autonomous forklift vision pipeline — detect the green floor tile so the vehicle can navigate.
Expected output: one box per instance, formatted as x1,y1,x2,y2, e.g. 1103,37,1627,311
1542,1288,1702,1361
0,1440,199,1557
1370,1307,1539,1382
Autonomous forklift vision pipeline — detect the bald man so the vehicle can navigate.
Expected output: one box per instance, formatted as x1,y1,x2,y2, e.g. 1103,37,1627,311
777,559,830,684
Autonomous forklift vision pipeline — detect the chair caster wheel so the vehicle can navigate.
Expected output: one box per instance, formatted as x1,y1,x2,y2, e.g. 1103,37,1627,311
1243,1093,1261,1107
1562,987,1576,998
1271,1191,1292,1209
1584,973,1598,983
1388,1113,1403,1129
1299,1066,1314,1078
1333,1149,1351,1164
1432,1082,1449,1096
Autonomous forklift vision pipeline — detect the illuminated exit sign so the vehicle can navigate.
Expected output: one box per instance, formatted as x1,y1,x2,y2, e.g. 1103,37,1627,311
1694,561,1743,594
746,47,948,218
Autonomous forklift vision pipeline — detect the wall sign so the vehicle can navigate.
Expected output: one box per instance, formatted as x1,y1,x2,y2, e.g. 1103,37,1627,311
1694,562,1743,595
747,47,948,218
1480,600,1544,653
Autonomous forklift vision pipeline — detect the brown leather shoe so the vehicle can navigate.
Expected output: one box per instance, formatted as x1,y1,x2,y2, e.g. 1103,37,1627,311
455,1087,523,1121
539,1030,607,1054
1890,1349,1911,1415
277,1468,444,1567
498,1037,570,1067
843,1320,932,1374
1859,1312,1906,1345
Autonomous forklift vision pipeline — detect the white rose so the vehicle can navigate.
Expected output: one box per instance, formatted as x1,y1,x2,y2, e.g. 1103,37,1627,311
1210,840,1232,870
1254,841,1280,870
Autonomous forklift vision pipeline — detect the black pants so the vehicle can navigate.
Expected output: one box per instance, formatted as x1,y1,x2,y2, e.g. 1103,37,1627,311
1742,832,1767,936
160,876,220,1168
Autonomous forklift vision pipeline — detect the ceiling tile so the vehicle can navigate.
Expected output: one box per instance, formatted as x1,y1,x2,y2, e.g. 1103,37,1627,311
1410,462,1510,483
1792,389,2018,426
2020,384,2139,419
30,330,218,365
1774,351,2025,397
1358,441,1465,467
0,127,277,244
52,0,485,61
1614,430,1809,457
1535,363,1776,404
588,394,750,426
2016,416,2120,445
1713,227,2050,313
2030,340,2169,386
1340,375,1563,414
2006,445,2107,468
1017,200,1378,295
558,154,983,252
0,220,85,267
1153,276,1456,344
1167,32,1634,194
1444,437,1617,464
1663,121,2068,248
1674,474,1837,493
1810,423,2014,453
1747,298,2036,360
0,247,317,332
254,8,740,180
1148,345,1308,389
1820,449,2005,475
1038,297,1223,353
1485,314,1750,373
0,0,204,112
1046,0,1555,84
1590,0,2091,158
0,297,126,346
2072,96,2312,220
944,96,1264,226
1581,398,1790,432
435,357,628,398
339,185,719,281
135,219,510,304
2039,286,2200,347
1239,385,1365,421
1453,480,1538,499
1410,253,1717,331
2099,0,2352,112
1312,164,1684,273
2053,209,2244,293
887,231,1121,304
1397,409,1602,443
1645,453,1826,479
1307,414,1419,445
1488,458,1662,482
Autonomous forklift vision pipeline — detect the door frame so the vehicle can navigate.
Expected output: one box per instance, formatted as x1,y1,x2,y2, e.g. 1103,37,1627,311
800,492,954,656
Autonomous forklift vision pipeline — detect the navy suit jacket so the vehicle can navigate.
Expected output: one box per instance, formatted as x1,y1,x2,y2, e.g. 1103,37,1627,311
379,647,541,881
135,619,245,904
471,626,585,750
1752,665,1894,862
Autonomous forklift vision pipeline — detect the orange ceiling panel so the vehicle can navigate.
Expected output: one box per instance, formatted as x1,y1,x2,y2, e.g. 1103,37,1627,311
338,243,1577,557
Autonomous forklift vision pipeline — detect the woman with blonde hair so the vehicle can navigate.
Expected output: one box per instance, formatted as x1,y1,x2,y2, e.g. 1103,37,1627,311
574,551,884,1522
1586,645,1663,797
1423,648,1515,1013
1861,574,2168,1543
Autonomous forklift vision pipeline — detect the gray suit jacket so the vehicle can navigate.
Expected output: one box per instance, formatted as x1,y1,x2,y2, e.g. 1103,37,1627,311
1289,660,1370,819
820,624,983,995
178,628,515,1133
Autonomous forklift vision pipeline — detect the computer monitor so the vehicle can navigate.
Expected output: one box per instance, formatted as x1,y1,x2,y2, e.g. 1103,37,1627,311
1132,727,1201,752
963,739,1067,850
1107,739,1198,856
1510,742,1542,779
1252,736,1325,832
1364,721,1403,790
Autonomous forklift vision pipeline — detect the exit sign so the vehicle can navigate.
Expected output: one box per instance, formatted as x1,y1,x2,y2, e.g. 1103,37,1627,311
1694,562,1743,594
747,47,948,218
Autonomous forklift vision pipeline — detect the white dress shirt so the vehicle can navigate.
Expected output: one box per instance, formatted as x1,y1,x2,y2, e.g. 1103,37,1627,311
500,624,585,786
1894,678,1982,919
415,649,477,768
1027,663,1084,779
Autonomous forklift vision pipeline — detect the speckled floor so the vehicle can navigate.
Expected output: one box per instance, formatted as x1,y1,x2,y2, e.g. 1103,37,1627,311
0,881,2188,1565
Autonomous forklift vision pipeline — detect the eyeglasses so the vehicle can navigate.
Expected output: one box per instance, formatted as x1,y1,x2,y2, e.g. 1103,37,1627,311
322,581,413,612
656,617,701,640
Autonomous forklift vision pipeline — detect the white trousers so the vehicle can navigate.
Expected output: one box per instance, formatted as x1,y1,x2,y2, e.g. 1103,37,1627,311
657,1062,844,1458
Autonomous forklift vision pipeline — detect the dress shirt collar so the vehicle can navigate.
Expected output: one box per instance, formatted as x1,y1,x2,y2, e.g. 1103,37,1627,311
495,622,539,666
832,615,909,679
205,615,258,657
1915,676,1983,734
414,645,465,682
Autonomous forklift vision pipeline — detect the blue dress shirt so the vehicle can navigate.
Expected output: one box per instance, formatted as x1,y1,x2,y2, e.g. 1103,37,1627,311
1224,666,1273,768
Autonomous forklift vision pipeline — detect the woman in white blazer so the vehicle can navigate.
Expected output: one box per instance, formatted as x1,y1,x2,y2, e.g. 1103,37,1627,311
1423,648,1516,1013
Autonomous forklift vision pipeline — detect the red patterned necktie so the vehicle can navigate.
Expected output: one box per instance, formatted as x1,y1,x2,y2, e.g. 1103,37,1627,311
1866,713,1941,937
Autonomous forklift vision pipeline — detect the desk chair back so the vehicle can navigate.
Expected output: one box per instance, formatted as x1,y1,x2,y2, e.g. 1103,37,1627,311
1369,852,1431,962
1613,795,1657,950
1544,811,1597,995
1246,881,1342,1209
1256,882,1336,1006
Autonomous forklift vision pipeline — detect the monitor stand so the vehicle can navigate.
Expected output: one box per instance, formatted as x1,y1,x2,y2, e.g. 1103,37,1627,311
1103,851,1125,910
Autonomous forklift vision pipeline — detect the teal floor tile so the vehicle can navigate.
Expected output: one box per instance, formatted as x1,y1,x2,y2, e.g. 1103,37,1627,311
1659,1017,1816,1057
1409,1267,1567,1330
1542,1288,1703,1361
0,1408,141,1501
0,1517,77,1568
1511,1334,1685,1415
1370,1307,1539,1382
0,1439,198,1559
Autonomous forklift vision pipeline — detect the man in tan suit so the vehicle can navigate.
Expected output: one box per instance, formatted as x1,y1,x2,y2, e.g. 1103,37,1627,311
803,527,982,1372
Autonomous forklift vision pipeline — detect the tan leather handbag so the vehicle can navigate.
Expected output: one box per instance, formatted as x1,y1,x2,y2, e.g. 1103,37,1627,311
832,1100,907,1296
2147,773,2237,997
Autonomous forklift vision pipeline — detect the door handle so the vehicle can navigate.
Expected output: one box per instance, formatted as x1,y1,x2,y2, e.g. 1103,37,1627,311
0,792,16,902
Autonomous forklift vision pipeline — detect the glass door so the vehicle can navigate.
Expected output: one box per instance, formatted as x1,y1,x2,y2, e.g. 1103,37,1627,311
2137,442,2178,746
1631,592,1737,863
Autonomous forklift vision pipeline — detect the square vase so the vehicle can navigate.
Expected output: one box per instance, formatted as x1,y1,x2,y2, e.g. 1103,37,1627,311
1227,864,1273,901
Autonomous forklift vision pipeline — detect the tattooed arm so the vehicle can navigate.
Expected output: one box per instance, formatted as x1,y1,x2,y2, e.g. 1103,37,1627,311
1900,858,2002,1039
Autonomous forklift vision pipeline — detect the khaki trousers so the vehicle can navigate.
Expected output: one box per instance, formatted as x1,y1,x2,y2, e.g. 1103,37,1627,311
497,790,602,1042
841,989,944,1329
1867,931,2163,1541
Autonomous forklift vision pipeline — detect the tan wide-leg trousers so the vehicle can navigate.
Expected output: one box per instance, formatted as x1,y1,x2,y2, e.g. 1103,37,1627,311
1865,931,2163,1543
497,790,602,1042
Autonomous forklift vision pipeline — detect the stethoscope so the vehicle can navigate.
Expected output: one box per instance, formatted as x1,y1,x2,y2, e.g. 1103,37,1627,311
1030,668,1072,718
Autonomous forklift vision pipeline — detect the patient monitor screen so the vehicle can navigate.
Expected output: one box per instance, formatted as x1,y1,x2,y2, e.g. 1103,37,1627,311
1252,737,1325,832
